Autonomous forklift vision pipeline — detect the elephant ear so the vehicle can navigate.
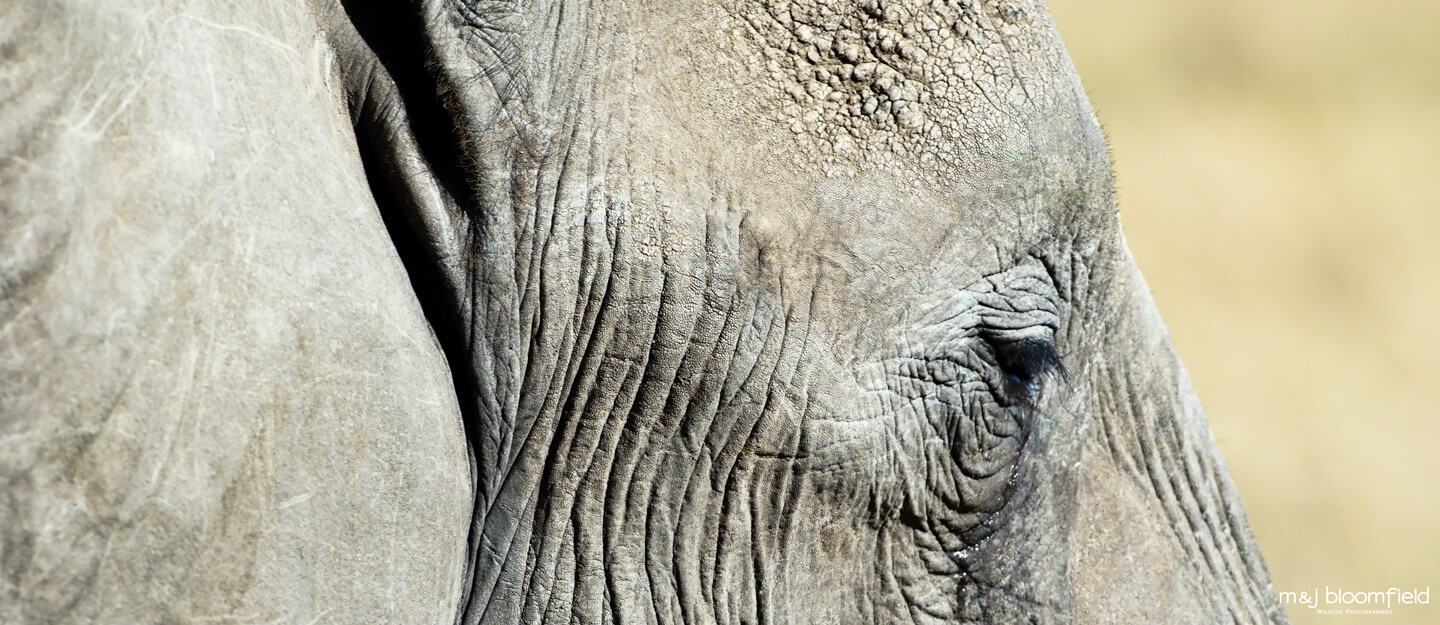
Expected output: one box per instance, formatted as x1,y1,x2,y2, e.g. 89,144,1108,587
0,2,472,623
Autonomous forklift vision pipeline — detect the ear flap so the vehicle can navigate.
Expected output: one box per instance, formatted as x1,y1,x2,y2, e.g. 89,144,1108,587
1,2,473,620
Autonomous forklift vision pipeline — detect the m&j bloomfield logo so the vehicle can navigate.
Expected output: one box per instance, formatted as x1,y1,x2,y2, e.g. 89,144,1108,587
1279,587,1430,616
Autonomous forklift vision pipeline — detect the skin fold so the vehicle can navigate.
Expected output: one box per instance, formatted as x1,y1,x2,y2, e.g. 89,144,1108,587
1,0,1289,623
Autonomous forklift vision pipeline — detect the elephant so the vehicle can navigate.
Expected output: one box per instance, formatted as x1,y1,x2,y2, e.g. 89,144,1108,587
0,0,1290,623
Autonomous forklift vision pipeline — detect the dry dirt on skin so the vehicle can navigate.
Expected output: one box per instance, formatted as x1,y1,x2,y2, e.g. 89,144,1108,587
1047,1,1440,623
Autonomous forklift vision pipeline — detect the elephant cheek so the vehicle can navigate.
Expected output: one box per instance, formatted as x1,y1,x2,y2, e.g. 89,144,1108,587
1066,442,1210,624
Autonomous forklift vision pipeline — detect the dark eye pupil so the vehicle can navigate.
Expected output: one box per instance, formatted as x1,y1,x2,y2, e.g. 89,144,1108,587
984,334,1061,402
995,338,1055,380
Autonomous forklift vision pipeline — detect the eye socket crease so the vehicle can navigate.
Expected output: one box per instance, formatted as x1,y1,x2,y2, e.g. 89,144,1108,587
979,330,1065,407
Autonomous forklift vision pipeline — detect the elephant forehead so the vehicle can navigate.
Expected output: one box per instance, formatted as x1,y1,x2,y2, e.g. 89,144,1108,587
707,0,1095,178
615,0,1113,249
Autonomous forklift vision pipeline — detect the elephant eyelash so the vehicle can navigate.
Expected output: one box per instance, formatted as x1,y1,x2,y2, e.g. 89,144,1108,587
980,332,1064,406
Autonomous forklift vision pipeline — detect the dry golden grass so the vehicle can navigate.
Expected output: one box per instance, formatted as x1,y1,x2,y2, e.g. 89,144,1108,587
1048,1,1440,622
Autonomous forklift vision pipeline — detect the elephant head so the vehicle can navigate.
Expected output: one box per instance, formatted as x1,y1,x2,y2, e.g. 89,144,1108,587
1,0,1288,623
339,0,1291,622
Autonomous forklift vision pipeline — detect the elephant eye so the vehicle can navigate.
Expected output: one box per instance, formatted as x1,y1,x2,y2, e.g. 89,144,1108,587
981,331,1062,406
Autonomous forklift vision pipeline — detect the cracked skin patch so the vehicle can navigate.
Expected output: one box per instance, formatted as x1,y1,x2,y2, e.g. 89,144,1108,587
719,0,1075,177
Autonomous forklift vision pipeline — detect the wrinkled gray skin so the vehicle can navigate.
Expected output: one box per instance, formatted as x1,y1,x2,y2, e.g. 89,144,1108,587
1,0,1289,623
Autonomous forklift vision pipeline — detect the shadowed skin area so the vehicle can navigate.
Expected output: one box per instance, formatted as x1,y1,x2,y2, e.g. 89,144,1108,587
0,0,1287,623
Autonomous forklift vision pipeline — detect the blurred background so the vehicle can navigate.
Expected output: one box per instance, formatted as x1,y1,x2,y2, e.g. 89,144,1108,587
1047,0,1440,623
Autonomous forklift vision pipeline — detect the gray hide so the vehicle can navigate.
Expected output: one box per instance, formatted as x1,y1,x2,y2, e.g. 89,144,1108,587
1,0,1290,624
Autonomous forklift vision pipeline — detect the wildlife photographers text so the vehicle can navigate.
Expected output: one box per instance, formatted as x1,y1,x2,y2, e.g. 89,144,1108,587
1279,587,1430,613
